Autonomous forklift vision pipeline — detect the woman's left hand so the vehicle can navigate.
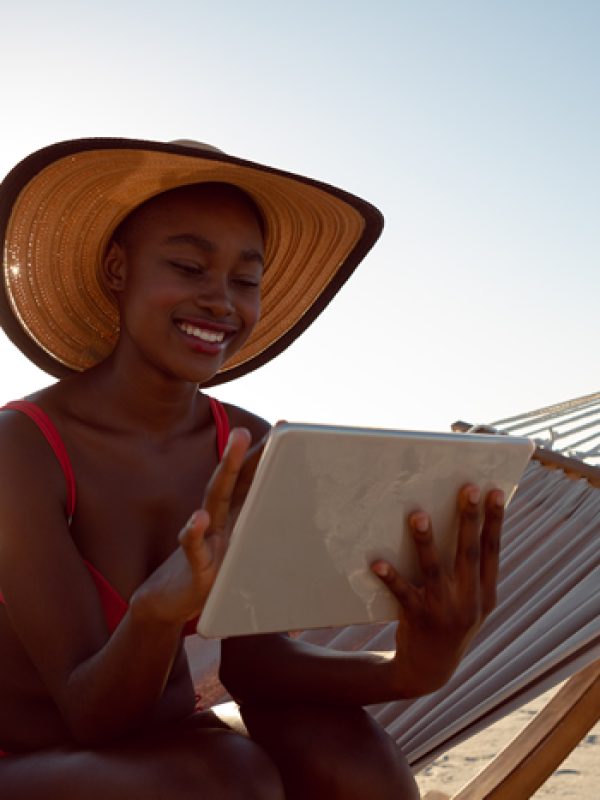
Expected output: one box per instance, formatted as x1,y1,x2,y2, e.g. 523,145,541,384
371,485,504,697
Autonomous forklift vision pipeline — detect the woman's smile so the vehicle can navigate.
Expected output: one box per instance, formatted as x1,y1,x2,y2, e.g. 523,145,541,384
176,322,226,344
174,317,240,356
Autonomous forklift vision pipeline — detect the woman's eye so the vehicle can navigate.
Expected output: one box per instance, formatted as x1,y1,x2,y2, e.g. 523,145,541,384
170,261,203,275
233,276,261,288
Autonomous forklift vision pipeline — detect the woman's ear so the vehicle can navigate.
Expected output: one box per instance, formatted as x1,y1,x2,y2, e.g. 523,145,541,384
103,241,128,292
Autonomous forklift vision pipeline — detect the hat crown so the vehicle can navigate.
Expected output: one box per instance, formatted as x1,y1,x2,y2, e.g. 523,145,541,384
169,139,225,155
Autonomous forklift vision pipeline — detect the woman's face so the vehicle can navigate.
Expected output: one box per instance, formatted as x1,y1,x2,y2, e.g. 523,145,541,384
105,184,264,384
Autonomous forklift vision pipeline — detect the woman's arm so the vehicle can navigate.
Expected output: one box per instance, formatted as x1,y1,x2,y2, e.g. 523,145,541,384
220,485,505,706
0,414,253,745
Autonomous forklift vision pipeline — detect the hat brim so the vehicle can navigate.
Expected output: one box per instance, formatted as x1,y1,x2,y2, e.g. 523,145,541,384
0,138,383,385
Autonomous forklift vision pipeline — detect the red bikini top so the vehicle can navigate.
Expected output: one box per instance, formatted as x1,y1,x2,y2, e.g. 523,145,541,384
0,398,230,637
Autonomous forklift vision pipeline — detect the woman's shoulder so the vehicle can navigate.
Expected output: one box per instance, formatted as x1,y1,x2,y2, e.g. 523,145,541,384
214,399,271,443
0,390,48,446
0,383,66,445
1,380,69,418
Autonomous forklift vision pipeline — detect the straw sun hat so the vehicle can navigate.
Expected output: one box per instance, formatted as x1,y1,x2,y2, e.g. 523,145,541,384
0,138,383,386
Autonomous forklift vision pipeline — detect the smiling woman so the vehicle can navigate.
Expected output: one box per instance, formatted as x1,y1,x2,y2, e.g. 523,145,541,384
0,137,504,799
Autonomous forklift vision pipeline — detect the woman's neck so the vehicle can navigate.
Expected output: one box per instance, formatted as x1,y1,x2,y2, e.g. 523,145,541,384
61,357,210,440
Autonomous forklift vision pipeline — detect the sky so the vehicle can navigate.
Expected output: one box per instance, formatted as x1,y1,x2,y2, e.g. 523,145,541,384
1,0,598,431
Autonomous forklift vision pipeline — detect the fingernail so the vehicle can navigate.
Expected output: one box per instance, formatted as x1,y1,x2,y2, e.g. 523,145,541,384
188,510,204,527
372,563,390,577
226,431,236,448
412,513,429,533
468,486,481,505
494,490,505,507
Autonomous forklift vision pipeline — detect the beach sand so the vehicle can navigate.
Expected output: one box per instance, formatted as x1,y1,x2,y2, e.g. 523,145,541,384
415,683,600,798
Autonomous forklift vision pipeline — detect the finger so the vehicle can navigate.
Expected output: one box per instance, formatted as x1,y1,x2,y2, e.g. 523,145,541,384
406,511,447,601
371,561,422,614
203,428,252,530
234,432,268,499
480,489,505,616
453,485,483,603
179,509,231,573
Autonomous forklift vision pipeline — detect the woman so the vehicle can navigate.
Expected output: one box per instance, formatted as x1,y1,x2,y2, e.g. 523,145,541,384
0,139,504,798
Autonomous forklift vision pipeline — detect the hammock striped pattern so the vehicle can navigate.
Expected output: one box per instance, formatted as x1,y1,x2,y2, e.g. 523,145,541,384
490,390,600,466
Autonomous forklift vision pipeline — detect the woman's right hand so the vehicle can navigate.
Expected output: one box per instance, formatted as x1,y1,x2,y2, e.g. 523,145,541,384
131,427,265,628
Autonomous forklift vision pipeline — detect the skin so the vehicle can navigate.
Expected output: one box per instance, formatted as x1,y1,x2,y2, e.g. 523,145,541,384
0,183,504,798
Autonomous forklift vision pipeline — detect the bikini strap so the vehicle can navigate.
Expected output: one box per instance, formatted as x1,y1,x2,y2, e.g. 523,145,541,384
1,401,76,522
0,398,230,522
208,396,230,460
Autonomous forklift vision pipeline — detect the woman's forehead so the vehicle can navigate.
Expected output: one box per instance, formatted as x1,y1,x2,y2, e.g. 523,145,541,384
115,183,266,242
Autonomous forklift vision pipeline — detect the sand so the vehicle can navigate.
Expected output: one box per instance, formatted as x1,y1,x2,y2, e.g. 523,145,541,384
414,683,600,798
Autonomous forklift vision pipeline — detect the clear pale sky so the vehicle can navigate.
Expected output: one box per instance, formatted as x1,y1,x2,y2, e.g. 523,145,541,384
1,1,598,430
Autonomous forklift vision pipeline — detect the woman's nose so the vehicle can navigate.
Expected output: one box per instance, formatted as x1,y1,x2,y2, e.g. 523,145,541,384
195,275,234,317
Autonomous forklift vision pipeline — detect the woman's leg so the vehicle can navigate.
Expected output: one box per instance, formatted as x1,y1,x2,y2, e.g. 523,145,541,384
241,702,420,800
0,714,284,800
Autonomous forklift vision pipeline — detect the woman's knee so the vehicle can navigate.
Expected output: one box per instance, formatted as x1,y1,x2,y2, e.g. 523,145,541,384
242,703,419,799
304,707,419,799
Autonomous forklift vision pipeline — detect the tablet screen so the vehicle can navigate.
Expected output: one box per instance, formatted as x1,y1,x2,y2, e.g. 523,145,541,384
197,424,534,638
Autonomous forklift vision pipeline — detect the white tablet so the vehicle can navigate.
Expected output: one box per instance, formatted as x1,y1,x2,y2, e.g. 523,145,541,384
197,424,535,638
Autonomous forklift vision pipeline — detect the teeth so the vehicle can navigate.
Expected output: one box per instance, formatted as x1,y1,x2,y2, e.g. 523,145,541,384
178,322,225,343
